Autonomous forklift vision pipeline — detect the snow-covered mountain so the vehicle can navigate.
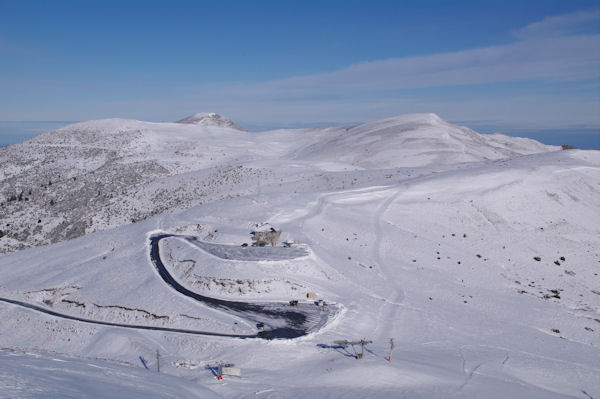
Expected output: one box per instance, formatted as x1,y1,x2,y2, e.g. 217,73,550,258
293,113,554,168
176,112,245,131
0,113,557,253
1,113,598,398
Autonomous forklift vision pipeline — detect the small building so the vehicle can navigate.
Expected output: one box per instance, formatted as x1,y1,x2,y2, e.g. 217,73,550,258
250,228,282,247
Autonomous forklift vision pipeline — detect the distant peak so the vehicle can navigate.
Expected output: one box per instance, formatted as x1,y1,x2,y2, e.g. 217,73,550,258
175,112,245,130
384,113,445,124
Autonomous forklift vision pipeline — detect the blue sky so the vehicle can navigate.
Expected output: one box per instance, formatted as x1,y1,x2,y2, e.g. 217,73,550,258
0,0,599,147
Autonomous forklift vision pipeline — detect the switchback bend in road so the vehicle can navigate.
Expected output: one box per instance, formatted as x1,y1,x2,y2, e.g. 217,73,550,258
150,234,330,339
0,234,333,341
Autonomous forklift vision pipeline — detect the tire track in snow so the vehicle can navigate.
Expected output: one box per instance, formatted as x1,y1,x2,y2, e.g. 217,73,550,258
371,186,406,340
290,185,409,342
292,189,393,300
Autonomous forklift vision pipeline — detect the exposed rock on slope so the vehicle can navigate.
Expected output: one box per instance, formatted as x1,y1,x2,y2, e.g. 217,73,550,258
0,113,558,253
176,112,245,131
0,116,256,253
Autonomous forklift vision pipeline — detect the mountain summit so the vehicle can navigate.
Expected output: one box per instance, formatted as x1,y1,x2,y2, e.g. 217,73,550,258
1,111,599,398
0,113,559,253
293,113,556,168
175,112,245,130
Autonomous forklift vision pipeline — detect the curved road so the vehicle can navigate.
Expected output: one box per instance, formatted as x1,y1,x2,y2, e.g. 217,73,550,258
150,234,319,339
0,234,331,340
0,296,254,339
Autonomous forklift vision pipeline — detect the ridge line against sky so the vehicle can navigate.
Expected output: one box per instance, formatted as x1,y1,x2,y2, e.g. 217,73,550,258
0,1,598,147
183,7,600,132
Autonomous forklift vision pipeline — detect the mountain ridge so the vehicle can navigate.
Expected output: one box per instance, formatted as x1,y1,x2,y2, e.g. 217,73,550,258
0,112,598,398
0,113,559,253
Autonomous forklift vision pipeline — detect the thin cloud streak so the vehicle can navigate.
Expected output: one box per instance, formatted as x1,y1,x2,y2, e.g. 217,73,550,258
513,8,600,39
180,9,599,131
3,9,596,134
194,8,599,108
207,34,599,101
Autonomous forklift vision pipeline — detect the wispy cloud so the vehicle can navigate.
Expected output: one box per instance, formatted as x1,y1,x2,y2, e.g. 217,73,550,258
189,9,600,129
210,11,599,100
513,8,600,39
269,37,598,93
5,9,596,133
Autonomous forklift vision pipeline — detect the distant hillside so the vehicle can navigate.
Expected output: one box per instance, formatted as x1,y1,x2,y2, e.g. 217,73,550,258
0,113,557,253
292,113,557,168
176,112,246,131
0,113,598,398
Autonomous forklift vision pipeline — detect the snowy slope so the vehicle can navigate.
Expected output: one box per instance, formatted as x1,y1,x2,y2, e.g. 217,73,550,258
1,113,598,398
0,113,557,253
292,113,556,168
0,349,222,399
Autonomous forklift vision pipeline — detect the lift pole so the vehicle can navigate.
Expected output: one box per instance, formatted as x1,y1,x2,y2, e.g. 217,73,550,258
333,339,372,359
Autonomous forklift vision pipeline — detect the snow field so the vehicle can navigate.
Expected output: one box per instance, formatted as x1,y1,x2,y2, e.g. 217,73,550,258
0,114,598,397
